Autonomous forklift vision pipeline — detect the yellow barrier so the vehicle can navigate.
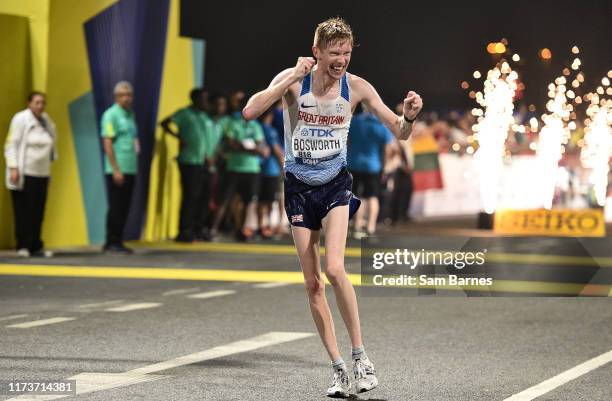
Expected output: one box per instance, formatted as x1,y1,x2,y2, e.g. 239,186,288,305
494,208,605,237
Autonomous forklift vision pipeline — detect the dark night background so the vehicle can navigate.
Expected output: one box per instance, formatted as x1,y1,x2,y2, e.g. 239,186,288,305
181,0,611,112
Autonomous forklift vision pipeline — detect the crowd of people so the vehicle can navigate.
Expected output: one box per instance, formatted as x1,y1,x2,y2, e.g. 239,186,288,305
160,88,285,243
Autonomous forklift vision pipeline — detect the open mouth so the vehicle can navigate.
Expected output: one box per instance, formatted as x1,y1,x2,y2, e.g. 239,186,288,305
330,65,344,74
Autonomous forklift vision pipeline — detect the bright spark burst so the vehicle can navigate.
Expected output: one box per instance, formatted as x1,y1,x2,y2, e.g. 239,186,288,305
580,90,612,206
473,65,518,213
534,72,573,209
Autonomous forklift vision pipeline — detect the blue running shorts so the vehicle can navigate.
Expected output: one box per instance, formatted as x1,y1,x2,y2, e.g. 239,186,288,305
284,168,361,230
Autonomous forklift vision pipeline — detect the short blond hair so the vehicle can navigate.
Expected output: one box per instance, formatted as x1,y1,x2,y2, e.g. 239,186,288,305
313,17,353,49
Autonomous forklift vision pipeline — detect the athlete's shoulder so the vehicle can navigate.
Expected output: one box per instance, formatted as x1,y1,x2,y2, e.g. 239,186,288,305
347,73,373,92
347,73,378,103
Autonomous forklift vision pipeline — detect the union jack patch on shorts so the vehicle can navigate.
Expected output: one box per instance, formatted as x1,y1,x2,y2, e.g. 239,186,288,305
291,214,304,223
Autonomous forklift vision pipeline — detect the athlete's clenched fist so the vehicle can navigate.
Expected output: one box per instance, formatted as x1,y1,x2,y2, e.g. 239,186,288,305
403,91,423,120
292,57,316,81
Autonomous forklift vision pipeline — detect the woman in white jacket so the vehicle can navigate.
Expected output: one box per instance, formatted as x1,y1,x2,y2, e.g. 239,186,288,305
4,92,57,258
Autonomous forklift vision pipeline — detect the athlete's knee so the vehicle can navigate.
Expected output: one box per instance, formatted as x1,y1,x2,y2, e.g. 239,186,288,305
304,275,325,297
325,263,346,286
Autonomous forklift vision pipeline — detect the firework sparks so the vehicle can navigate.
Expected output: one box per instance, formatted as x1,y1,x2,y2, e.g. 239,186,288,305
473,66,518,213
532,50,586,209
468,42,610,214
580,92,612,206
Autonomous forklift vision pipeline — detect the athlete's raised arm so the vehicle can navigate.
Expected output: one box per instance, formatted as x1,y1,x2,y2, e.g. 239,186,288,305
351,76,423,140
242,57,316,120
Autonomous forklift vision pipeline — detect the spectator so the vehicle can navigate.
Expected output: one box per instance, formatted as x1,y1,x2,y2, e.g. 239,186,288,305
388,137,414,225
271,100,285,148
229,91,245,119
271,100,290,235
257,107,283,239
347,103,394,237
207,92,230,154
197,92,230,238
101,81,139,254
208,92,268,241
385,102,414,225
4,92,57,258
160,88,211,242
448,116,468,146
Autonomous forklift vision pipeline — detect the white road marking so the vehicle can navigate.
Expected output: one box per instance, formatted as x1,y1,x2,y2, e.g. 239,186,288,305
503,349,612,401
69,372,168,395
78,300,125,308
0,314,28,322
129,331,314,374
4,331,314,401
162,287,200,296
105,302,162,312
187,290,236,299
253,282,292,289
6,317,76,329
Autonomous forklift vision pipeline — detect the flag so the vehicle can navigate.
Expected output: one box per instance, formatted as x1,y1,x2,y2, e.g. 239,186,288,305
411,131,443,191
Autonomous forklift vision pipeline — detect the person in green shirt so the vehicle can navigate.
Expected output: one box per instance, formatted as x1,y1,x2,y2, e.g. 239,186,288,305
208,92,269,241
206,92,230,171
160,88,212,242
198,92,229,237
101,81,139,254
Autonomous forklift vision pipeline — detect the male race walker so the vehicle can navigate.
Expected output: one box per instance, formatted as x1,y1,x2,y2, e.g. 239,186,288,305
242,17,423,397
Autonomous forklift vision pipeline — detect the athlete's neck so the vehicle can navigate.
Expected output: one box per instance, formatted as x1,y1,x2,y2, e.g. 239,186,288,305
312,68,339,96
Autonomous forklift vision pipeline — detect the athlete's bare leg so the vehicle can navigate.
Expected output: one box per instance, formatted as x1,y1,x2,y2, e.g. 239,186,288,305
292,225,341,361
321,205,362,348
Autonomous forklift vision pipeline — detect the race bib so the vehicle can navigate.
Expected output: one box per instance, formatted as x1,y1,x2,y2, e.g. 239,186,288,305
291,126,344,165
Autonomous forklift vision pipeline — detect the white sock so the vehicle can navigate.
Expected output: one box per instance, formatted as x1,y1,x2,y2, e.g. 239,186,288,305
351,345,367,361
332,357,346,371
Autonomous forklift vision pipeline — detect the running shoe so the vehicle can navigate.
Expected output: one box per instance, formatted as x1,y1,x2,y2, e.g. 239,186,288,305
31,249,54,258
16,248,30,258
327,368,351,398
353,230,367,240
353,357,378,393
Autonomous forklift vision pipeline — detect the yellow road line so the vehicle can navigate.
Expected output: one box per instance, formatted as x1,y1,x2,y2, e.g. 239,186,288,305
131,241,298,255
0,265,610,296
130,242,612,267
129,241,362,257
0,264,319,283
